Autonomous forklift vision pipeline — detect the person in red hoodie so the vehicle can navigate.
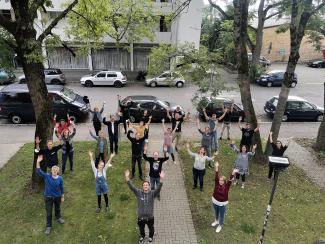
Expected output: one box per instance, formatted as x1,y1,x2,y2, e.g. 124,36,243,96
211,161,238,233
53,113,71,135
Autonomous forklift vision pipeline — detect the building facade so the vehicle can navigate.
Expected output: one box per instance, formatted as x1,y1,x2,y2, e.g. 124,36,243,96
0,0,203,71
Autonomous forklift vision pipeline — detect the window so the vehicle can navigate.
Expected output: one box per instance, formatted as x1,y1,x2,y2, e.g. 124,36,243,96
286,101,300,110
159,72,170,78
52,94,66,105
96,72,106,78
140,102,156,110
271,97,278,106
107,73,117,77
60,88,76,102
301,102,314,110
16,93,31,103
159,16,168,32
2,93,18,103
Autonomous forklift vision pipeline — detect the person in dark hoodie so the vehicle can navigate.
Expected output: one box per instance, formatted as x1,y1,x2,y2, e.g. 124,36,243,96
125,169,165,244
89,102,105,136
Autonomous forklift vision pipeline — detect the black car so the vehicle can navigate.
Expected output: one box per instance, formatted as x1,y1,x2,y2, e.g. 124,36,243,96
0,84,89,124
256,70,298,87
264,96,324,122
121,95,184,123
306,59,325,68
197,97,245,122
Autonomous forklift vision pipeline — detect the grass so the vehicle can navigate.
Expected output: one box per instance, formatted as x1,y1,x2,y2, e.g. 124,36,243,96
0,141,146,244
179,141,325,244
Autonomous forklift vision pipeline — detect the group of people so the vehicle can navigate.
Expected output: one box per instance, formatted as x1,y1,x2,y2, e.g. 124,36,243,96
34,96,291,242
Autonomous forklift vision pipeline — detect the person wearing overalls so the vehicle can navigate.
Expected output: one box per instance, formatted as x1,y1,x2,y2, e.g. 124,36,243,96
88,151,115,213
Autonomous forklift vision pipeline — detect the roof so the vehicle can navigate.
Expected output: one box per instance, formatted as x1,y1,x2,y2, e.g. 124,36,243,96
1,84,63,93
273,96,307,102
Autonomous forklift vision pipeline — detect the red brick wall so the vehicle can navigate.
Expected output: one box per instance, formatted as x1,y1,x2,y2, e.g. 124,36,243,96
260,26,325,62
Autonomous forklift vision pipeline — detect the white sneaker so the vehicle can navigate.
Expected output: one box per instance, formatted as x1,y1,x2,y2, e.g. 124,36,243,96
216,225,223,233
211,220,219,227
233,181,238,186
173,161,177,165
241,183,245,189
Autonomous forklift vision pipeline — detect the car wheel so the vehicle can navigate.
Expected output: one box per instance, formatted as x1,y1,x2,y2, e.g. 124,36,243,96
129,115,136,123
150,82,157,88
85,80,93,87
282,114,288,122
68,114,78,123
20,78,27,84
291,82,297,88
316,115,323,122
10,114,23,124
317,64,321,68
176,81,184,88
114,81,122,88
267,81,272,87
51,79,61,85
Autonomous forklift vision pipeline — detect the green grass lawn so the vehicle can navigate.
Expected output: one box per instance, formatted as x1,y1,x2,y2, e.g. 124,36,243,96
0,142,145,244
179,141,325,244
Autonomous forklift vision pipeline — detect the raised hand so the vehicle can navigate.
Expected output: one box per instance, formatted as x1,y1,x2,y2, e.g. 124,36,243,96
88,150,93,158
159,170,166,180
35,136,41,144
252,144,257,150
37,155,43,163
110,153,115,158
239,116,242,122
214,161,219,168
232,168,239,174
161,118,165,123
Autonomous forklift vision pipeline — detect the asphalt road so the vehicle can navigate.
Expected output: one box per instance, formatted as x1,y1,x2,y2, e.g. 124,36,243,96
0,63,324,142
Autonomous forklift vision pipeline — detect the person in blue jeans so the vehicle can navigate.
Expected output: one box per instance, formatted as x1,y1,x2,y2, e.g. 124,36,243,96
88,150,115,213
36,155,65,235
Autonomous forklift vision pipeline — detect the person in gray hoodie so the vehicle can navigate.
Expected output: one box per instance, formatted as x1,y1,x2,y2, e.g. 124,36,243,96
230,141,257,189
89,102,105,136
125,169,165,244
196,118,214,168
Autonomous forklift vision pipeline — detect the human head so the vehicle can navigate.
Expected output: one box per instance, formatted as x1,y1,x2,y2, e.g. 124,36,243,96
139,121,144,126
110,115,115,122
245,123,251,129
135,132,141,140
175,112,181,120
98,130,104,138
241,145,247,153
97,161,105,170
153,151,159,160
47,140,53,150
51,165,60,176
219,175,227,186
276,140,283,149
63,129,69,138
142,181,150,192
94,107,99,112
176,106,181,112
198,147,206,155
167,127,172,133
211,113,217,120
60,119,65,126
204,126,210,133
143,110,148,116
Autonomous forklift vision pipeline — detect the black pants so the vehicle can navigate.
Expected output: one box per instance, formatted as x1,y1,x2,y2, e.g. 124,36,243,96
122,115,129,133
138,217,154,238
45,196,61,227
192,167,205,190
109,136,119,154
98,194,108,208
132,155,143,177
236,173,246,182
62,151,74,173
268,163,275,179
95,153,105,168
93,121,102,136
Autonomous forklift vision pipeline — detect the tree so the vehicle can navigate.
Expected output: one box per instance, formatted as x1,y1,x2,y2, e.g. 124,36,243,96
316,83,325,151
265,0,325,156
0,0,79,190
66,0,157,68
147,43,225,108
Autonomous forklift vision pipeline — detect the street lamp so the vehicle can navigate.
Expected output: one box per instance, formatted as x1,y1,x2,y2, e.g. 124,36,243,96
259,156,290,244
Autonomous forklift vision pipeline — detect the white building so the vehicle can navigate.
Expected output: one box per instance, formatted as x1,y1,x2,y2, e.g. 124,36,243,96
0,0,203,71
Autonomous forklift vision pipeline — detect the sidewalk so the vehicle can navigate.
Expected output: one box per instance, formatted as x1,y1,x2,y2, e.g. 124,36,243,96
0,143,24,169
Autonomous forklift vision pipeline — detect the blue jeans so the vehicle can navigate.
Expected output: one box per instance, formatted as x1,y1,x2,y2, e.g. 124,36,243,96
211,130,218,151
150,177,160,197
213,203,227,226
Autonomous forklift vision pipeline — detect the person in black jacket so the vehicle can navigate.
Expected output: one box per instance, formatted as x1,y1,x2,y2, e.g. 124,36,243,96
34,136,63,168
127,129,146,180
118,95,134,134
103,113,121,154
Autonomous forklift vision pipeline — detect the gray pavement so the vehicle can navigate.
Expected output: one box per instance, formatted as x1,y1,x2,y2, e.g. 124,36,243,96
0,142,24,169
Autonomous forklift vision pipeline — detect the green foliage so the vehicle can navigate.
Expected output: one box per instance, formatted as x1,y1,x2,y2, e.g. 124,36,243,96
0,28,16,69
0,141,144,243
179,141,325,243
66,0,157,53
147,44,177,76
249,64,267,82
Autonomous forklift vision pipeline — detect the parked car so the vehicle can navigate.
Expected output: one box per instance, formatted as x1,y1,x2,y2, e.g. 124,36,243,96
120,95,184,122
80,70,127,88
18,68,66,85
256,70,298,87
197,97,245,122
0,69,15,85
145,71,185,88
264,96,324,122
248,53,271,67
0,84,89,124
306,59,325,68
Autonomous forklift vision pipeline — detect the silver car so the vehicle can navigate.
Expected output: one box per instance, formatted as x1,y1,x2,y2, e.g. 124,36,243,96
18,68,66,85
80,70,127,88
145,71,185,88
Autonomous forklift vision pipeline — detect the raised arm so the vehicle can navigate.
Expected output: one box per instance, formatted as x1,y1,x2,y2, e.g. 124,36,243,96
34,136,41,152
184,111,191,121
36,155,46,177
166,108,171,120
230,99,234,113
154,171,165,197
254,119,260,132
248,144,257,157
145,116,152,128
237,116,243,130
89,128,98,140
227,168,238,187
70,124,76,138
100,102,105,113
161,119,167,133
186,143,196,157
127,130,134,142
104,153,115,171
218,108,227,121
125,170,141,196
203,108,209,121
269,131,273,144
230,141,240,153
172,121,180,134
88,150,97,173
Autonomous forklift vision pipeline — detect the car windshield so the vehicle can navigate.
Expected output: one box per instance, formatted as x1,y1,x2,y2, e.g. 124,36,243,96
271,97,278,106
60,87,76,102
158,100,169,108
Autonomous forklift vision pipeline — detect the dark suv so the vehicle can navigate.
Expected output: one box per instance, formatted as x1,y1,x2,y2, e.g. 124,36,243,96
0,84,89,124
264,96,324,122
256,70,298,87
121,95,184,123
18,68,66,85
197,97,245,122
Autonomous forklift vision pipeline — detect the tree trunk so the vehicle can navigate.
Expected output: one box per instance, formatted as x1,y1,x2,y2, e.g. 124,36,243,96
316,82,325,150
264,2,312,156
251,0,265,67
16,32,54,191
234,0,266,162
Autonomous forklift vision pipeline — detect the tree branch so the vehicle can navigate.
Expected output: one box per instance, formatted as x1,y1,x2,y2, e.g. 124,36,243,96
311,1,325,15
265,11,281,20
208,0,231,19
37,0,79,43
